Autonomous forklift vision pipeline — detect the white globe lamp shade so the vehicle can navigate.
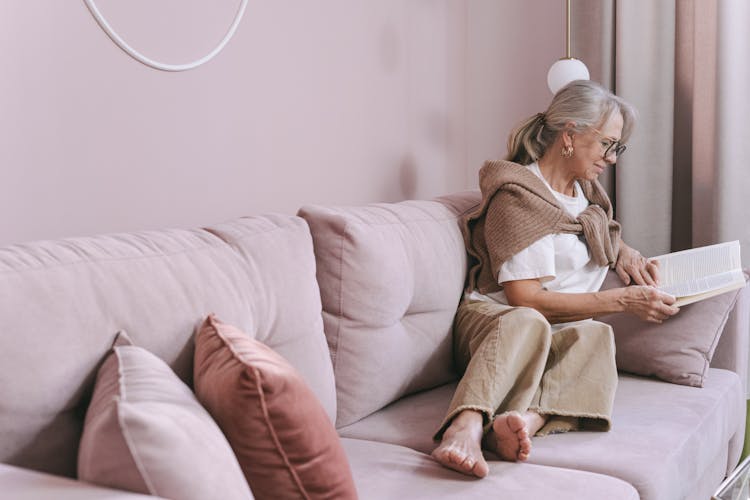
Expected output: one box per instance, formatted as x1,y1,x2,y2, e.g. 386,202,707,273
547,58,590,94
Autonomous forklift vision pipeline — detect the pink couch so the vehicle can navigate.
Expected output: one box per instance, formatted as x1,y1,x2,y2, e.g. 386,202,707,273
0,191,746,499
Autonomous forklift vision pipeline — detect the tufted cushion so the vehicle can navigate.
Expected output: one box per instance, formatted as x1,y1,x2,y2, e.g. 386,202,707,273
204,215,337,422
299,191,480,426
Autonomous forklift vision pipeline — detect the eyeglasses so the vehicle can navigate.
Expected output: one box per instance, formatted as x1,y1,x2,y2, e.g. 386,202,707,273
591,127,627,159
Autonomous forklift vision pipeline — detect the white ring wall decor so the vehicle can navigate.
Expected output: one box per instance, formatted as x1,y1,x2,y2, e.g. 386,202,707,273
83,0,248,71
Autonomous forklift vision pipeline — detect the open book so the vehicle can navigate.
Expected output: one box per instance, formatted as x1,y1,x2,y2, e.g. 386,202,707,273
651,240,746,307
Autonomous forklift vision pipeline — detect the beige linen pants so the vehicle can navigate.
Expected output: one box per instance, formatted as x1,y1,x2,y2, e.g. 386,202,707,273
435,300,618,440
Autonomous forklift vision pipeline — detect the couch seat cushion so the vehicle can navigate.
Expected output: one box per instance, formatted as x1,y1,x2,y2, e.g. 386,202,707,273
341,438,639,500
1,463,161,499
338,369,744,500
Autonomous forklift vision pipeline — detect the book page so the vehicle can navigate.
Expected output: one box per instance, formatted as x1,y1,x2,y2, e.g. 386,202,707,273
659,269,745,298
652,241,741,288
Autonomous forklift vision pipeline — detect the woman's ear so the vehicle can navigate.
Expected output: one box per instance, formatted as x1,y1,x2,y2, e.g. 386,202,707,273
562,121,577,145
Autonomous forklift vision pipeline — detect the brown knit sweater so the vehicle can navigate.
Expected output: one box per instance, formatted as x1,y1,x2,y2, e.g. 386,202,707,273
464,160,621,294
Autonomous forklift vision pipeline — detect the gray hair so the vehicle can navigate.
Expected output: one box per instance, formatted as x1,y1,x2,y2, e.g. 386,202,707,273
506,80,637,165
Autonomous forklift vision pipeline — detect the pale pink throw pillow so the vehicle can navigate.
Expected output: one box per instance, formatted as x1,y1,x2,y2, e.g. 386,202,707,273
597,271,747,386
193,315,357,500
78,331,253,500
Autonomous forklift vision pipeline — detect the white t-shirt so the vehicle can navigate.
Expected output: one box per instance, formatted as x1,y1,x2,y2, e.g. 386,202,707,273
468,162,608,308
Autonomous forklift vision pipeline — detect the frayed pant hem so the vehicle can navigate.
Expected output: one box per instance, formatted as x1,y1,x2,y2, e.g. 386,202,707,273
433,404,494,442
527,406,612,436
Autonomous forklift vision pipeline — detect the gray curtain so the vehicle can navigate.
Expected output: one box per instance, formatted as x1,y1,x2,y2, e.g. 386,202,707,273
572,0,750,265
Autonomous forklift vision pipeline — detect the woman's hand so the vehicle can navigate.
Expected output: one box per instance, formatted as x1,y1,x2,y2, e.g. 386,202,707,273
616,242,659,286
501,279,680,324
618,286,679,323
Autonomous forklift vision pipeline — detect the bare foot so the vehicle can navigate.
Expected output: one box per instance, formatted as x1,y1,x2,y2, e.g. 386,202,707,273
483,411,545,462
432,411,489,478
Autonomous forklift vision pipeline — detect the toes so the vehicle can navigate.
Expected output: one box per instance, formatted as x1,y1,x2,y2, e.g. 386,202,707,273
463,454,489,478
433,447,488,478
460,454,488,477
517,434,533,461
447,449,465,465
436,447,476,471
519,437,532,459
520,436,532,453
473,459,489,478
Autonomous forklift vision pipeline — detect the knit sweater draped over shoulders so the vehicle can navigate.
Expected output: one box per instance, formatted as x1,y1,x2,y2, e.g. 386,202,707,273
463,160,621,295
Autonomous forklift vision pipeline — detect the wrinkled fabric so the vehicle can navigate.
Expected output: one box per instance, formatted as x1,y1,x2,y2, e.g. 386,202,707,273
435,300,618,439
464,160,620,295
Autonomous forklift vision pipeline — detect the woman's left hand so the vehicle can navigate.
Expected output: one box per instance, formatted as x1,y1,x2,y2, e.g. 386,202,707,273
616,242,659,286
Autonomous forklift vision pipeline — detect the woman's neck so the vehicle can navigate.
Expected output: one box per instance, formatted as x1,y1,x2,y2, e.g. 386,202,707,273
537,156,576,197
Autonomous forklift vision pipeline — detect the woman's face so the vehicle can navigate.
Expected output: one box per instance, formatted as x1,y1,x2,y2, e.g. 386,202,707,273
568,111,624,181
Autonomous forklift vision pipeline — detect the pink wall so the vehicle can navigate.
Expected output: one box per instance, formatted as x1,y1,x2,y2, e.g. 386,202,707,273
0,1,560,245
466,1,565,185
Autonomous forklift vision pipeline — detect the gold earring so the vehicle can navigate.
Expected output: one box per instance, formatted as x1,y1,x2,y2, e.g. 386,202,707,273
561,145,574,158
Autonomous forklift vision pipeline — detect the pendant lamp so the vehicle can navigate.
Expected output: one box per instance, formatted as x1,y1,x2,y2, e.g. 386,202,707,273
547,0,590,94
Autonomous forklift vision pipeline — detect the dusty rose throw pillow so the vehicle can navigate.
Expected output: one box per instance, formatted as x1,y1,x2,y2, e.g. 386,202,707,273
78,331,253,500
597,271,747,387
193,315,357,500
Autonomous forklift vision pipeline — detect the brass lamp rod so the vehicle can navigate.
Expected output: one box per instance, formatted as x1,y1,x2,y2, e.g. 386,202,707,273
566,0,571,59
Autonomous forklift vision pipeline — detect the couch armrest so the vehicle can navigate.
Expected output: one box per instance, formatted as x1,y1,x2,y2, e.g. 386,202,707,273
711,282,750,395
0,463,161,499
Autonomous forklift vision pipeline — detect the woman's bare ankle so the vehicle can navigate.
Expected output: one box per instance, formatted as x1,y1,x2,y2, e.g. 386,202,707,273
521,411,548,436
448,409,485,431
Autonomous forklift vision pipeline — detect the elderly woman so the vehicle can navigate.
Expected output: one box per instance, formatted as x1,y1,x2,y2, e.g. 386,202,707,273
431,80,679,478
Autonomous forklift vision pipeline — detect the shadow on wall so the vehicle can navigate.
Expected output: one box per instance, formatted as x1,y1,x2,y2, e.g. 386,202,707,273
399,154,418,200
379,20,400,74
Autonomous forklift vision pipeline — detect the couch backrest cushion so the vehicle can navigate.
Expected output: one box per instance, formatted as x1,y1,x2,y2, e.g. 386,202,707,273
0,214,334,478
204,216,336,420
299,191,481,426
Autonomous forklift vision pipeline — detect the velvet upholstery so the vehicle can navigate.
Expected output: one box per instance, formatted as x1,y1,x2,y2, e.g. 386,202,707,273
0,213,335,478
298,191,479,426
78,333,252,500
341,438,639,500
0,228,250,477
338,369,744,500
204,215,336,422
598,270,746,386
1,190,747,499
194,316,356,500
1,463,161,500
